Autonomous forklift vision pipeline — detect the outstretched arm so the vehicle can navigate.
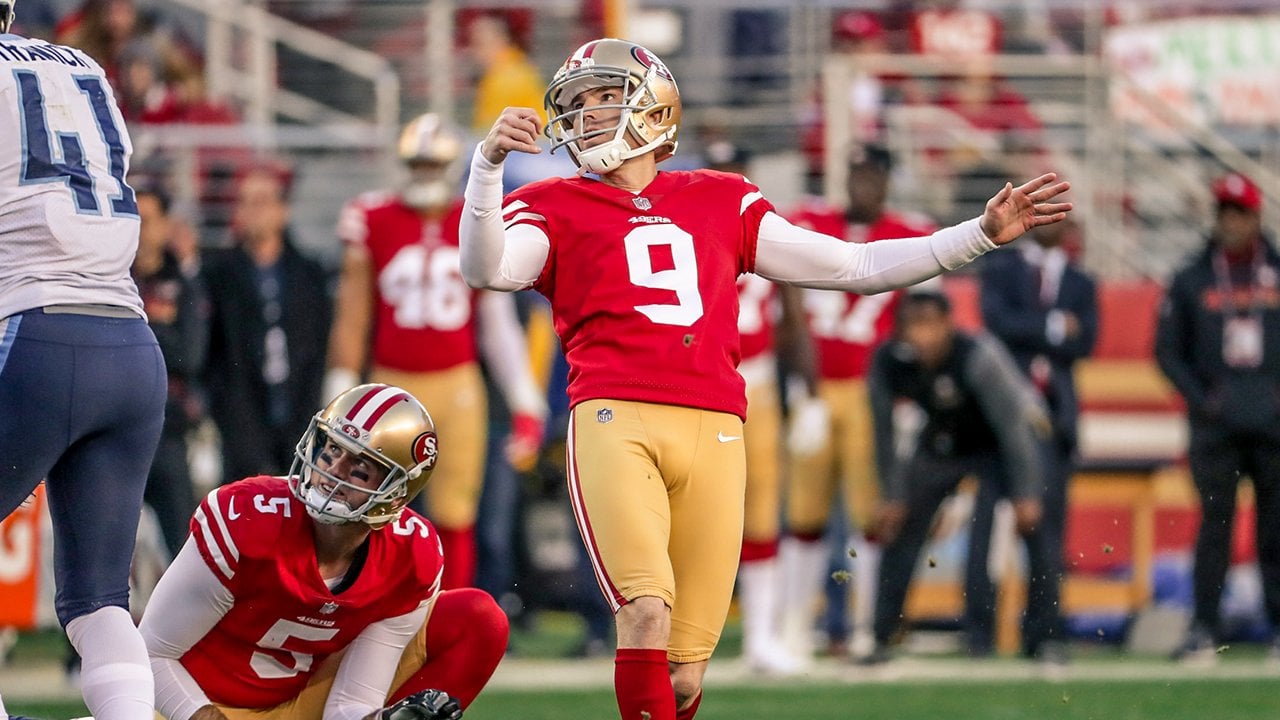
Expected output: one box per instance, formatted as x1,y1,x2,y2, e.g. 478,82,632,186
459,108,550,291
755,175,1071,293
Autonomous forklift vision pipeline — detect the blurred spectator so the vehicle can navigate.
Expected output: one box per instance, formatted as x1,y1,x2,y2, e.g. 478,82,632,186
799,9,898,191
132,185,207,560
935,58,1042,146
56,0,204,104
1156,172,1280,664
861,291,1056,664
972,217,1098,661
909,0,1002,59
202,163,332,483
466,10,545,134
934,58,1045,226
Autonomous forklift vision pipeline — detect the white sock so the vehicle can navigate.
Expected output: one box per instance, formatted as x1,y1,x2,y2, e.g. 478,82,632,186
66,605,155,720
738,557,781,659
0,689,7,715
777,536,829,658
850,533,882,657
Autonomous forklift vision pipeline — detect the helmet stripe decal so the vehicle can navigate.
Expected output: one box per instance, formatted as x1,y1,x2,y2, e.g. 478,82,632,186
346,386,411,430
361,392,411,430
344,385,383,419
580,40,600,60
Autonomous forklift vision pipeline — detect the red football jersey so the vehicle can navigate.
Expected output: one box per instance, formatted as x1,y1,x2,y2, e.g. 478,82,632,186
788,203,936,380
505,170,771,420
187,476,443,709
737,273,776,362
337,193,479,372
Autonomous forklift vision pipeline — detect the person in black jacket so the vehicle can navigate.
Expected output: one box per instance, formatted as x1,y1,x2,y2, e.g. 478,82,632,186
968,218,1098,660
133,186,208,558
203,163,333,483
860,291,1056,664
1156,172,1280,663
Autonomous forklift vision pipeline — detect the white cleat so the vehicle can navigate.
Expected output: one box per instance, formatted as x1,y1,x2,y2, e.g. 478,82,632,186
745,640,808,677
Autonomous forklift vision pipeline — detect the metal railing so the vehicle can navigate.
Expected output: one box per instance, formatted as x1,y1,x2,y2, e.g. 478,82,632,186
164,0,401,133
820,51,1280,280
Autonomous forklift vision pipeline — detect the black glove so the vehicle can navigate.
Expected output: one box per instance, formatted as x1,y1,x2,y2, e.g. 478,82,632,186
381,689,463,720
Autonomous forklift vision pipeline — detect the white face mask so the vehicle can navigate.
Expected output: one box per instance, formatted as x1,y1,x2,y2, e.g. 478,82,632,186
302,483,356,524
402,179,452,210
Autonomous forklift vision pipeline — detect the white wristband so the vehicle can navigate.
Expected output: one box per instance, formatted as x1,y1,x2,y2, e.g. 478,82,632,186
929,217,998,271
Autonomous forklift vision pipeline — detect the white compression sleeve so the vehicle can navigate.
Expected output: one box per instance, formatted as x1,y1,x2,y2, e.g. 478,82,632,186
753,213,996,293
323,602,433,720
459,144,550,291
139,537,234,720
476,291,548,417
65,605,155,720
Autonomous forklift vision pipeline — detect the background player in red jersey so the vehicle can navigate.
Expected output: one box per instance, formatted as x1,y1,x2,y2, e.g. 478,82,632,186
325,113,546,590
459,37,1071,720
778,143,938,662
705,141,814,676
139,384,508,720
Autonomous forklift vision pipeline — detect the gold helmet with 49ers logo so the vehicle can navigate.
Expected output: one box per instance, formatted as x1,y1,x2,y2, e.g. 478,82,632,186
398,112,464,210
543,38,682,174
290,384,438,528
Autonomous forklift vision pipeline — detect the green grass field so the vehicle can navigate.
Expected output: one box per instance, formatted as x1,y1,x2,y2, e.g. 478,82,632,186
9,678,1280,720
6,618,1279,720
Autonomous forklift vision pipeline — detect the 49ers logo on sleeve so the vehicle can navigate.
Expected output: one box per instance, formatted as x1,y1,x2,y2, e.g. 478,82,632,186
631,46,673,81
412,432,439,470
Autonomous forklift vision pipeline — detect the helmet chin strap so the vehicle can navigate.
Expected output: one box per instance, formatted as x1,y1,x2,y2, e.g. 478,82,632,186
302,485,357,524
576,141,627,175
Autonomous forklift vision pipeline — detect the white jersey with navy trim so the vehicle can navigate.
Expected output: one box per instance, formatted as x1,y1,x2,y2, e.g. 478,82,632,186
0,33,144,319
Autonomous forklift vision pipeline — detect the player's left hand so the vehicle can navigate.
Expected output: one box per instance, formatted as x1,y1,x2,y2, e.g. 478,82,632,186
978,174,1072,246
506,412,544,473
381,689,463,720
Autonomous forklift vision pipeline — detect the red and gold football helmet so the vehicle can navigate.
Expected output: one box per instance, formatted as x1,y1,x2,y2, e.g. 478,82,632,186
290,384,438,528
543,38,682,174
398,112,464,210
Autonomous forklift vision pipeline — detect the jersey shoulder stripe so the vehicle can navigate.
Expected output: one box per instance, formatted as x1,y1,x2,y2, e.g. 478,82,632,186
192,487,241,582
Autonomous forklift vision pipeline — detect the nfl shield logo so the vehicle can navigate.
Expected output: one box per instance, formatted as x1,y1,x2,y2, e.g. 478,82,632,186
597,408,613,424
632,197,651,210
319,601,339,615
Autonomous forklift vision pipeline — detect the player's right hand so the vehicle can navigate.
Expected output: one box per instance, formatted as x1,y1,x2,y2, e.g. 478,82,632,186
481,107,544,164
190,705,231,720
381,689,464,720
787,394,830,458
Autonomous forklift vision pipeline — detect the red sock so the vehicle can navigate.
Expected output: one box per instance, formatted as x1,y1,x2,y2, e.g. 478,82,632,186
436,526,476,589
387,588,509,708
676,690,703,720
614,648,675,720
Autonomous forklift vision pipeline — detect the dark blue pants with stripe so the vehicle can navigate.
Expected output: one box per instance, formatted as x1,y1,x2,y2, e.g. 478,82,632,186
0,309,166,626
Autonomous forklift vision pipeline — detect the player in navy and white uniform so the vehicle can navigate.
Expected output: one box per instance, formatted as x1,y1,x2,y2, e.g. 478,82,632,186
0,3,166,717
140,384,508,720
460,37,1072,720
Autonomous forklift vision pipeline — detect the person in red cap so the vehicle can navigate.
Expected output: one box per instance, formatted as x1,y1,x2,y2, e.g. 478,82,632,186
1212,172,1263,214
1156,170,1280,665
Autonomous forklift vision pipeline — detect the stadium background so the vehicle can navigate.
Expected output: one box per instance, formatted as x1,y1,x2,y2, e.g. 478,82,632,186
3,0,1280,717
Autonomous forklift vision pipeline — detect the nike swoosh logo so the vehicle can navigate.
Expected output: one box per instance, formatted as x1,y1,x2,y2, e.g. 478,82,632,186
226,497,241,520
716,431,741,443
